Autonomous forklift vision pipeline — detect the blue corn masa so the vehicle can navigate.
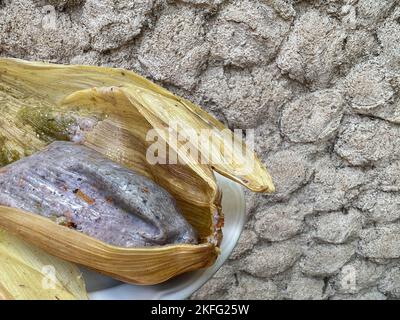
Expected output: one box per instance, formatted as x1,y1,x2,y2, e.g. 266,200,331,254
0,141,198,247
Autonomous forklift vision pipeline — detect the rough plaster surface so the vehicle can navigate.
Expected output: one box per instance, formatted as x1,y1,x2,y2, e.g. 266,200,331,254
1,0,400,300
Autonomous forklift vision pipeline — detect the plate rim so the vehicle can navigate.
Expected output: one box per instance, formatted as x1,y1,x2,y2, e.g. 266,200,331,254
87,172,246,300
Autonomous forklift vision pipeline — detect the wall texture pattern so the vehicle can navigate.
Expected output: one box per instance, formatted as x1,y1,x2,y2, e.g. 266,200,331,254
1,0,400,300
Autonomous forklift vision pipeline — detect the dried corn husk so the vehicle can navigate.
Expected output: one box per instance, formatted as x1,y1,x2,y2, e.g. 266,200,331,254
0,228,87,300
0,58,274,285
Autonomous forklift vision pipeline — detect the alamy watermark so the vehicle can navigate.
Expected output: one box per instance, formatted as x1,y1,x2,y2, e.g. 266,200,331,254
145,121,256,175
41,265,57,290
340,265,357,293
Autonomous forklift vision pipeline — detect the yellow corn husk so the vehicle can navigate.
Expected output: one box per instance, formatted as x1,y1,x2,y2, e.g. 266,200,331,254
0,58,274,285
0,228,87,300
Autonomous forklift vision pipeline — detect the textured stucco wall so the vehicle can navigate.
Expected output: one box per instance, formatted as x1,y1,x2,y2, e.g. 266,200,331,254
1,0,400,300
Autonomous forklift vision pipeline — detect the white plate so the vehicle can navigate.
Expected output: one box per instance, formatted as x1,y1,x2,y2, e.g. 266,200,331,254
82,173,246,300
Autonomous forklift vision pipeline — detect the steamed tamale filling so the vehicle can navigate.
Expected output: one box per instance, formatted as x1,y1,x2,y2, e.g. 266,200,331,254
0,141,198,247
17,106,77,142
